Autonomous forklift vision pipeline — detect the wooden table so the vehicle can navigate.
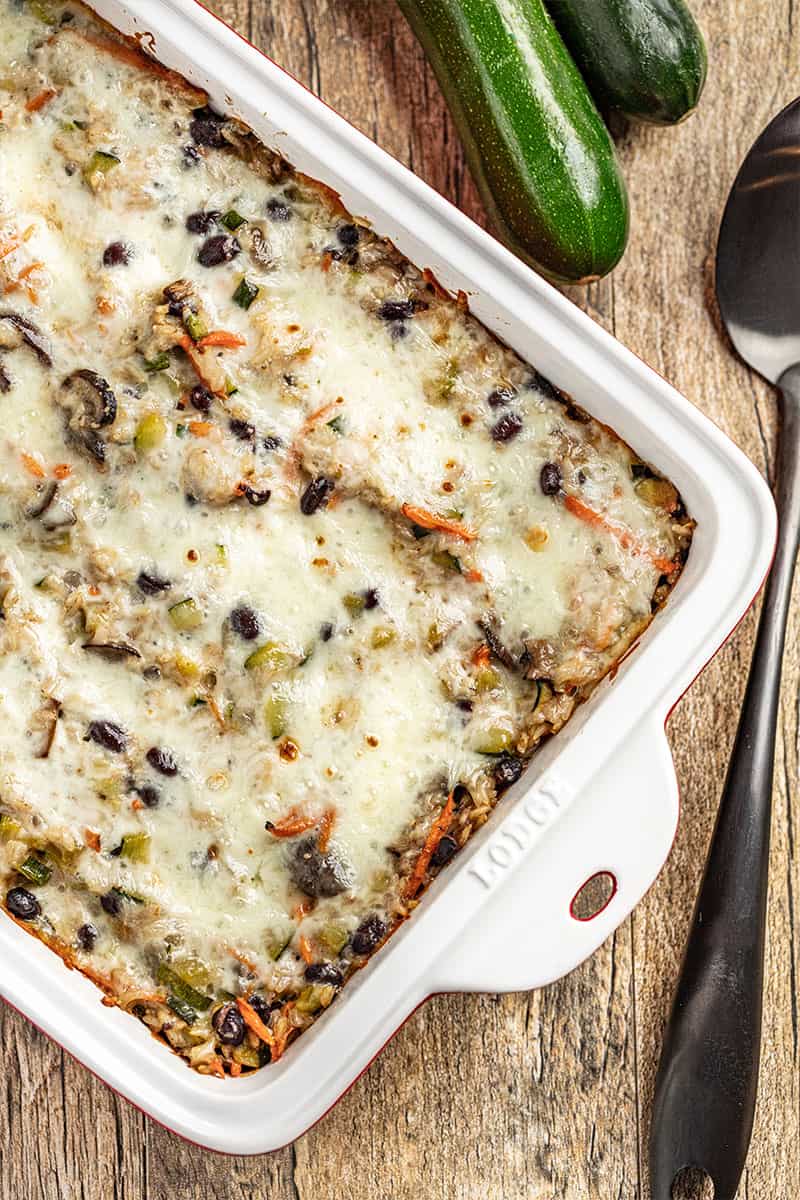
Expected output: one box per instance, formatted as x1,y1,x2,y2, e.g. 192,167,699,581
2,3,797,1197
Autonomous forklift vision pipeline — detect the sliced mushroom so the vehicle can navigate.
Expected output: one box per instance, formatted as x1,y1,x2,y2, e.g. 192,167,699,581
24,480,76,530
30,697,61,759
0,312,53,390
58,370,117,465
82,641,142,662
477,616,519,671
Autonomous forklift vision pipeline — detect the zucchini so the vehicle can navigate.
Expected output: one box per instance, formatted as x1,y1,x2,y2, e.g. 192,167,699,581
545,0,707,125
397,0,629,282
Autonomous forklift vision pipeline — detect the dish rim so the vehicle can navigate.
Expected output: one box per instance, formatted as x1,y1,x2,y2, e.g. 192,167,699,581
0,0,777,1153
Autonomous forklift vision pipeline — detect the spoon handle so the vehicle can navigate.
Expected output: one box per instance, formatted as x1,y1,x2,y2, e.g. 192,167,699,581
649,364,800,1200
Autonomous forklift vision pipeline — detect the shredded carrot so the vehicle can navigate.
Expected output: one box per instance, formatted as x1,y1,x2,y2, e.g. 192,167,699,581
471,643,491,669
304,398,341,429
96,295,115,316
320,251,334,273
236,997,275,1045
131,797,144,812
83,829,101,852
400,503,477,543
226,945,259,975
293,899,313,921
0,236,22,262
206,1056,226,1079
317,807,335,853
298,935,314,965
87,584,100,597
205,693,226,732
197,330,247,350
464,568,484,584
229,1061,242,1078
53,463,72,480
403,790,456,901
266,806,318,838
17,261,43,281
563,493,677,577
188,420,213,437
20,452,45,479
25,88,58,113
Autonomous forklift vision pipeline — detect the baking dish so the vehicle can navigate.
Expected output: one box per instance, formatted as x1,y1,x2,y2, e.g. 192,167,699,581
0,0,775,1152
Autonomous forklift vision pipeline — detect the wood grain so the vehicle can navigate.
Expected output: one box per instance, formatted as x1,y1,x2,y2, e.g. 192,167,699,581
1,2,797,1198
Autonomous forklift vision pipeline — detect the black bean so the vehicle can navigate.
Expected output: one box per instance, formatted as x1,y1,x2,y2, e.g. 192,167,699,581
262,434,282,452
456,699,474,713
491,411,523,443
430,834,458,868
77,922,98,951
539,462,562,496
229,418,255,441
378,299,415,322
337,224,360,247
182,144,201,167
248,993,277,1024
492,754,525,791
189,384,213,412
197,233,240,267
136,569,172,596
289,837,352,898
6,887,40,921
189,105,226,148
100,891,122,917
146,746,178,777
305,962,344,986
300,476,334,515
266,196,292,221
212,1002,246,1046
363,588,379,610
135,784,161,809
320,621,334,642
86,720,127,753
102,240,131,267
350,914,387,956
487,386,515,408
230,605,260,641
390,322,408,341
142,665,162,681
186,210,221,234
242,485,271,507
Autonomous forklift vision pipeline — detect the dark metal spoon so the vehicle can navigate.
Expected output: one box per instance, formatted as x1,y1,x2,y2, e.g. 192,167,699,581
649,98,800,1200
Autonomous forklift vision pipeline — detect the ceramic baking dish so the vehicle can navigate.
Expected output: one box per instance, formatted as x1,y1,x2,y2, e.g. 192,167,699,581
0,0,776,1153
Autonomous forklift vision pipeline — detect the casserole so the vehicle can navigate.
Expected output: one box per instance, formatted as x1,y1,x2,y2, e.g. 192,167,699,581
0,0,775,1151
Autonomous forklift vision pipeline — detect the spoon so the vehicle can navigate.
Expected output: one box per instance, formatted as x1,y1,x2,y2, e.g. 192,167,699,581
649,98,800,1200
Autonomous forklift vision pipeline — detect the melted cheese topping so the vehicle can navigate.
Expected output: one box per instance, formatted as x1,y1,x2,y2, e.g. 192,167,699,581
0,2,692,1073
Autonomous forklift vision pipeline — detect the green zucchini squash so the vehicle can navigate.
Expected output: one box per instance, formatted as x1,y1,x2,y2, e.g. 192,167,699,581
544,0,707,125
397,0,629,283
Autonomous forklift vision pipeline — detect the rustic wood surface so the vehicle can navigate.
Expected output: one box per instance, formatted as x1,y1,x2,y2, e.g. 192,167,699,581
1,2,798,1197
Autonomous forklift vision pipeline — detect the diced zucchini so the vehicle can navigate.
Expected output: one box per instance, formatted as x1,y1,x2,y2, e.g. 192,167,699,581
635,475,678,513
166,994,197,1025
295,983,332,1015
157,963,212,1011
533,679,554,710
0,814,22,841
172,955,211,989
264,693,287,740
221,208,246,231
169,597,204,632
475,666,500,693
432,550,462,573
244,641,291,673
18,854,51,886
83,149,121,186
475,726,513,755
371,624,395,649
342,592,365,616
267,930,293,961
120,832,151,863
318,924,349,955
232,277,259,310
143,352,170,373
134,412,166,453
183,311,207,342
232,1042,261,1069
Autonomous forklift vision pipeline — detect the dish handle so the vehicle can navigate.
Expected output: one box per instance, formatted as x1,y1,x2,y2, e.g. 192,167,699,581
431,714,679,994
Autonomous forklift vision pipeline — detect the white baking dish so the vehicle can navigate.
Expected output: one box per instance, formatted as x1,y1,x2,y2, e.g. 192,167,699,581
0,0,776,1153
